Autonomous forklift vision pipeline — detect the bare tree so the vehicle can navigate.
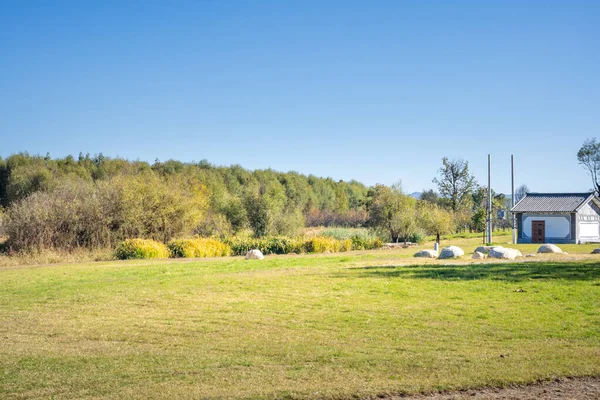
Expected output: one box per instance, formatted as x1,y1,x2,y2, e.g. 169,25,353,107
577,138,600,195
514,184,530,204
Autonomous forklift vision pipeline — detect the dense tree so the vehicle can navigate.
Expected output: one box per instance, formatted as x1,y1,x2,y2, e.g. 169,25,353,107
469,185,511,232
366,184,418,242
577,138,600,195
244,194,272,238
432,157,477,212
0,152,493,252
0,157,8,207
471,208,486,232
0,153,371,242
418,202,454,243
3,175,209,250
419,189,439,204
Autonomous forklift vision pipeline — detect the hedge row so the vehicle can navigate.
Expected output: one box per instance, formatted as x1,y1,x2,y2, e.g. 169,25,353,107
115,236,383,260
223,235,382,255
114,238,171,260
168,238,231,258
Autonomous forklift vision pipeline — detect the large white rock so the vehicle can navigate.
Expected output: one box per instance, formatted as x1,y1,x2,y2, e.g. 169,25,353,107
537,244,563,254
414,249,438,258
472,251,487,259
474,246,495,254
438,246,464,259
488,246,522,260
245,249,264,260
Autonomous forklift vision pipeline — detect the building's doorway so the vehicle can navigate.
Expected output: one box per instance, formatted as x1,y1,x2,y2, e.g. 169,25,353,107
532,220,545,243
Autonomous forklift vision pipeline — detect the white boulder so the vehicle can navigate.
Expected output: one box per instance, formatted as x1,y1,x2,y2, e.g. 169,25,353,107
472,251,487,259
474,246,495,254
488,246,522,260
414,249,438,258
245,249,264,260
438,246,464,259
537,244,563,254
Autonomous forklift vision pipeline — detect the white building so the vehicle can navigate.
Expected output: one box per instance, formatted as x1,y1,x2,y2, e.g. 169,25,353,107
511,192,600,244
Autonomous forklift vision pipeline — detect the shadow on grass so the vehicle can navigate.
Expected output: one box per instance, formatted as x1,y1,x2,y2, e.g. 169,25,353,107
347,261,600,282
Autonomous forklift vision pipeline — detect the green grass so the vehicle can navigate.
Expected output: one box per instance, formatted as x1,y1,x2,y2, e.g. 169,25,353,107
317,227,378,240
1,244,599,399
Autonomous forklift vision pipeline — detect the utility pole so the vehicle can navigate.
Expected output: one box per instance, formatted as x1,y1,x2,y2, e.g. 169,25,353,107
487,154,492,244
511,155,516,244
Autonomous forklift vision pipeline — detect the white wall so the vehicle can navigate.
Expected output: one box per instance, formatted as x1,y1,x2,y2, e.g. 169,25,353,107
579,201,600,216
579,221,600,239
577,200,600,241
523,215,570,239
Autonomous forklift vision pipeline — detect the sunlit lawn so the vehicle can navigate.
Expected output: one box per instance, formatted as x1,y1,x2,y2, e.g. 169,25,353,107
1,239,599,399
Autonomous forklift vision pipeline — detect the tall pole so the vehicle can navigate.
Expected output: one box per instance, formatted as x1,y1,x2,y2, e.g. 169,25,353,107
511,155,516,244
487,154,492,244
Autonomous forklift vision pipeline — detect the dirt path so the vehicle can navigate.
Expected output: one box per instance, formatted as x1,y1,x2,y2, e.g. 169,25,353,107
377,377,600,400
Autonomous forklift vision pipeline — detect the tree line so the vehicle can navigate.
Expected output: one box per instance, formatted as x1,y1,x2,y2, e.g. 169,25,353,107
0,153,369,251
0,152,519,253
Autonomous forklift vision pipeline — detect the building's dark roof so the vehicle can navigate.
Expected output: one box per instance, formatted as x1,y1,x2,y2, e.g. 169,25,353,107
511,192,596,213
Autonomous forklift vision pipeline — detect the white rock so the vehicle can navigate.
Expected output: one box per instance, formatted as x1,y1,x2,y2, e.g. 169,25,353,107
488,246,522,260
438,246,464,259
474,246,495,254
414,249,438,258
245,249,264,260
382,243,403,250
537,244,563,254
472,251,487,259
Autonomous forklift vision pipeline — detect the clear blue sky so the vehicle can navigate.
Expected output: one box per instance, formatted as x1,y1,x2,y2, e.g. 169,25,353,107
1,0,599,194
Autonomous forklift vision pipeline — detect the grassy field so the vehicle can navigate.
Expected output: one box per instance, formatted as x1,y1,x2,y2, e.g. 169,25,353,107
1,238,600,399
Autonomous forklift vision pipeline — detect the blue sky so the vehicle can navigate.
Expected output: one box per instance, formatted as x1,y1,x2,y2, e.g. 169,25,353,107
1,0,599,194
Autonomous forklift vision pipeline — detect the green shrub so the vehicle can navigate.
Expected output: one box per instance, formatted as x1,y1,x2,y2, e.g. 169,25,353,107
224,236,307,256
224,234,383,256
350,235,383,250
320,227,375,241
408,229,426,244
168,238,231,258
114,238,170,260
320,228,383,250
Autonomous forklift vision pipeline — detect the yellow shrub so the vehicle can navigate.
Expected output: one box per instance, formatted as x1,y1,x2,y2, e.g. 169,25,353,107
307,237,352,253
168,238,231,258
339,239,352,252
114,238,170,260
